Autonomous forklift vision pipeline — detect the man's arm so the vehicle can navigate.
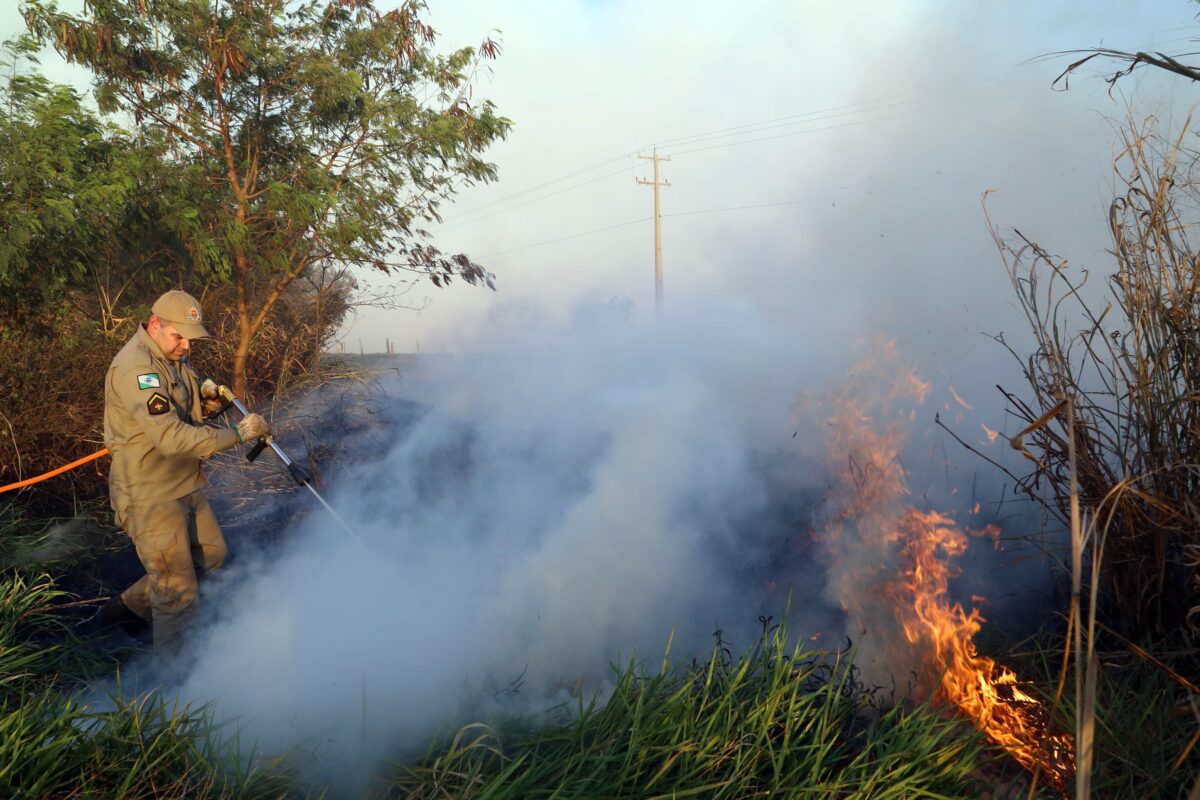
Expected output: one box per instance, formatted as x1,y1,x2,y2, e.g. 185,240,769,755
111,363,240,458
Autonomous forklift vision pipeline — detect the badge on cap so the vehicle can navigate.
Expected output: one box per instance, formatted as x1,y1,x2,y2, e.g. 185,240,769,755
137,373,160,390
187,306,201,322
147,392,170,416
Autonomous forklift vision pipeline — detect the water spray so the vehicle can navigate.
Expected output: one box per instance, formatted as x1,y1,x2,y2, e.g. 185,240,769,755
210,383,362,545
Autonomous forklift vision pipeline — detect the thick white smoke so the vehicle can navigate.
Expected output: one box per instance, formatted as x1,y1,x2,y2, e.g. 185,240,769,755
165,300,867,788
53,289,1056,799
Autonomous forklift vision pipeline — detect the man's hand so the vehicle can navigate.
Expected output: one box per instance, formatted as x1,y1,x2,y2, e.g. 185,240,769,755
200,379,231,419
202,399,225,418
236,413,271,442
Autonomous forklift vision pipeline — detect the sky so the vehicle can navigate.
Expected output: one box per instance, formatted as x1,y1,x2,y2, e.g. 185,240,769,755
4,1,1196,367
377,0,1194,363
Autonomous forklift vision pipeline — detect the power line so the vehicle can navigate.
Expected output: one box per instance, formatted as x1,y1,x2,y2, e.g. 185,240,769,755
440,162,639,230
440,47,1194,230
442,108,902,230
666,200,802,218
440,153,637,223
478,200,802,260
479,217,652,258
447,111,910,258
653,103,908,151
649,97,909,149
672,113,905,156
442,98,909,226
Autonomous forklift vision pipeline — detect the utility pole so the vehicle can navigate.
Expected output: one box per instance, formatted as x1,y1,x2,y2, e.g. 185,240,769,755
637,147,671,321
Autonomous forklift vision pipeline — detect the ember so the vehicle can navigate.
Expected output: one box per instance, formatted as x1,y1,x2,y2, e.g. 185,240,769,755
821,342,1074,790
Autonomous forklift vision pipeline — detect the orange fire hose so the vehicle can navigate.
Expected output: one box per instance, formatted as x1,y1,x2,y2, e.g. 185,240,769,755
0,448,109,494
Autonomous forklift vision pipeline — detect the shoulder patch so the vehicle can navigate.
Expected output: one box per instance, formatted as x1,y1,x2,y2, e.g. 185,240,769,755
146,392,170,416
137,373,161,390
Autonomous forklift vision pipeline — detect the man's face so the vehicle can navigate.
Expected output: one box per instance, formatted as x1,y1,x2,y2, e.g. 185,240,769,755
148,316,191,362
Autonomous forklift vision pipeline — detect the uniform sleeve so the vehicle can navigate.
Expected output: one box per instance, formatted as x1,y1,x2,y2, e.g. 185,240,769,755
110,361,240,458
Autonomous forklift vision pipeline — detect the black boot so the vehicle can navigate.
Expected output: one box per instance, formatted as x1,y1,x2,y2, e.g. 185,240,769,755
96,595,152,640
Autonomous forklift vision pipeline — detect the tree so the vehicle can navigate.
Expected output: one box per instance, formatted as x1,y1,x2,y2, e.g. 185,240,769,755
0,38,187,337
23,0,510,397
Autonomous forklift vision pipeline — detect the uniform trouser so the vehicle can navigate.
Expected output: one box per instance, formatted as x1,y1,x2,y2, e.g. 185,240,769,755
116,489,228,648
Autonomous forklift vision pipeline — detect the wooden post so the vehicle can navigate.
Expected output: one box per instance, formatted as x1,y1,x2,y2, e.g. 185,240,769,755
637,147,671,321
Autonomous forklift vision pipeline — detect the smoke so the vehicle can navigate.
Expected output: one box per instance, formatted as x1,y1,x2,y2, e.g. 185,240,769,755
150,299,862,790
100,7,1169,779
85,288,1068,796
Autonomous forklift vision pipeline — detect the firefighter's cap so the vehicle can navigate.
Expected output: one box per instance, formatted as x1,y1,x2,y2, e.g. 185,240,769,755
151,290,211,339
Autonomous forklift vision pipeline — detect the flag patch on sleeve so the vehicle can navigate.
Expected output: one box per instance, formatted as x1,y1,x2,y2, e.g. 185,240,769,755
137,373,160,390
147,392,170,416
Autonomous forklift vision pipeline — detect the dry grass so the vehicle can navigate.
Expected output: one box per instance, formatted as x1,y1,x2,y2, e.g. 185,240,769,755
983,114,1200,798
988,115,1200,638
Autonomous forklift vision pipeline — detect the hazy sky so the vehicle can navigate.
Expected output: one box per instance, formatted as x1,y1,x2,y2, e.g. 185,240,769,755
379,0,1196,361
4,1,1197,364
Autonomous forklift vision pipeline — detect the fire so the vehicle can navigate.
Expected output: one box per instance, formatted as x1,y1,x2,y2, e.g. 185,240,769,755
895,508,1074,787
819,341,1074,790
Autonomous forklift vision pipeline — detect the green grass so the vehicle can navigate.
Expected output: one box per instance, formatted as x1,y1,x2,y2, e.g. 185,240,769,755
4,494,1189,799
381,629,1007,799
0,570,301,799
0,558,1068,799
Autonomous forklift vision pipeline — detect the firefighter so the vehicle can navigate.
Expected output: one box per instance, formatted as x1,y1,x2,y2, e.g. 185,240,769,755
97,289,270,651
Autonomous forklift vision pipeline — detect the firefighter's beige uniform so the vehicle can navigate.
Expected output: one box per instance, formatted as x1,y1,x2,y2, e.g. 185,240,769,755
103,299,240,648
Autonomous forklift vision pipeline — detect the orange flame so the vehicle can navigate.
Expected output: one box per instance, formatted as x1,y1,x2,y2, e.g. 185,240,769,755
820,341,1073,790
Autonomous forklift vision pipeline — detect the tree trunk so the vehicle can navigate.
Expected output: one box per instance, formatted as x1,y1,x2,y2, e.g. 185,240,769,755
232,324,252,401
232,247,252,401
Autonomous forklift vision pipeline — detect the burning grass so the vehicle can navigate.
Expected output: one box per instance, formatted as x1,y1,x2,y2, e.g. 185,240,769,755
817,340,1074,792
0,567,1015,798
973,113,1200,796
5,566,1189,799
996,626,1200,799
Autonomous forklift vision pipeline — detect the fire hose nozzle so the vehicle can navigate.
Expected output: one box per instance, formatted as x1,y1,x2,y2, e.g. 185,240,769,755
203,381,353,538
216,385,311,487
216,385,268,461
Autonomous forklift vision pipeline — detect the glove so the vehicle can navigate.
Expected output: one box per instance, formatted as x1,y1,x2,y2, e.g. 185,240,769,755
200,379,231,419
236,413,271,442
